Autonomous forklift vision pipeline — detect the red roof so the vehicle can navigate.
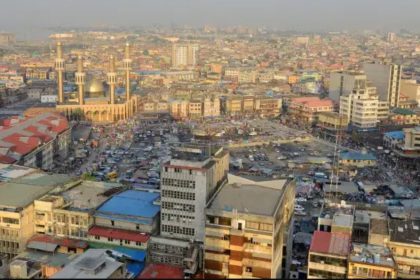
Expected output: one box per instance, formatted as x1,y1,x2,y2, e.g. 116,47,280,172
138,263,184,279
0,154,16,164
310,231,350,257
88,226,150,243
29,234,88,249
4,134,40,155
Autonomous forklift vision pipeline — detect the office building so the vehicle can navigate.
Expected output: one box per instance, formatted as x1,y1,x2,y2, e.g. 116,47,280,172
288,97,334,123
172,43,199,68
204,174,295,278
363,63,402,107
160,145,228,242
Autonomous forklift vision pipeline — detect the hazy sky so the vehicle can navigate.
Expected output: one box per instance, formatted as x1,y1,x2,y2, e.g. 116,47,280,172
1,0,420,39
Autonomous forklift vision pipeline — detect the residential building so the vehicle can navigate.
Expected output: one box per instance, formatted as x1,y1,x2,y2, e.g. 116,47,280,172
363,63,402,107
255,97,282,118
288,97,334,123
388,219,420,278
389,108,419,125
204,174,295,278
348,243,397,279
317,112,349,131
307,231,351,279
203,96,221,118
172,43,199,68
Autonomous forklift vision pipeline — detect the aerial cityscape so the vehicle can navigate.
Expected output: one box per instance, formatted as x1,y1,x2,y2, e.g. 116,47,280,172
0,0,420,279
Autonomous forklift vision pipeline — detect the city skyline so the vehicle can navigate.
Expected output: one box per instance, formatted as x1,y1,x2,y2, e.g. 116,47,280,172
2,0,420,39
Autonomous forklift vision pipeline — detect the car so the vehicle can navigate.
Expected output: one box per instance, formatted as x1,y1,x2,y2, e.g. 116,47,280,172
294,205,305,211
295,197,307,202
294,210,307,216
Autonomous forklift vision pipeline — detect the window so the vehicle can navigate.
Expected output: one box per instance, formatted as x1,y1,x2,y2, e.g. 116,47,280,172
107,237,113,242
95,235,100,240
111,220,115,226
136,224,140,230
125,240,130,245
136,242,142,246
246,267,253,273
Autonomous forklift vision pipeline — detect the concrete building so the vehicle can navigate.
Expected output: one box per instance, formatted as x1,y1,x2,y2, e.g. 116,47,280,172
339,150,377,168
0,166,74,258
172,43,199,68
204,175,295,278
50,249,127,279
0,112,71,170
160,145,228,242
400,80,420,107
0,33,15,45
89,189,160,250
340,91,379,130
363,63,402,107
288,97,334,123
388,219,420,278
348,243,396,279
223,96,282,117
307,231,351,279
317,112,349,131
329,72,367,103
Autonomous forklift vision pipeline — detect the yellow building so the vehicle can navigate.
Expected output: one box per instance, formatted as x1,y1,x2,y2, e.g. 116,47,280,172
348,243,397,279
204,175,295,279
388,219,420,278
317,112,349,131
54,42,139,123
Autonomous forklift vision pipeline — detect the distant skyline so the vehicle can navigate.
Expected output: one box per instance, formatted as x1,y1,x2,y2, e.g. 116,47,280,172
1,0,420,39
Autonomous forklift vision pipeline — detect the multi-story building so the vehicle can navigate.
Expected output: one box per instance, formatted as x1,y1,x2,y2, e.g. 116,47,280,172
0,112,71,169
307,231,351,279
204,175,295,278
400,79,420,107
160,145,228,242
363,63,402,107
255,97,282,118
340,91,379,129
202,96,221,118
288,97,334,123
317,112,349,131
0,33,15,45
223,96,282,117
169,100,189,120
0,165,74,258
329,72,367,103
388,219,420,278
348,243,397,279
172,43,199,68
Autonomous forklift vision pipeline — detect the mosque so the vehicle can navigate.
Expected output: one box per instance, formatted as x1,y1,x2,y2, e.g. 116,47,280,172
54,42,139,123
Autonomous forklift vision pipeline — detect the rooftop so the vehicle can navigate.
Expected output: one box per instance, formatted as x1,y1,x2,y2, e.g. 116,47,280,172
310,231,351,257
384,131,405,141
207,174,289,217
350,243,395,268
50,249,124,279
88,226,150,243
95,190,160,224
138,263,184,279
340,150,376,161
389,219,420,245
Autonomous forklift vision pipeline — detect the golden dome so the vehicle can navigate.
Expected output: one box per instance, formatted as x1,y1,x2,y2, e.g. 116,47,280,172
85,79,105,94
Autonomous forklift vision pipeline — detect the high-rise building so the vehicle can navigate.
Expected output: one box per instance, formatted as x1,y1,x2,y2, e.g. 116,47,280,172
329,72,367,103
363,63,402,107
400,80,420,107
160,145,229,242
0,33,15,45
172,43,199,68
387,32,396,43
204,174,295,278
340,90,379,129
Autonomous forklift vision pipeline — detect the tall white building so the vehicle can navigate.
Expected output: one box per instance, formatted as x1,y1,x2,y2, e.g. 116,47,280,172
363,63,402,107
172,43,199,68
160,145,229,242
329,72,367,103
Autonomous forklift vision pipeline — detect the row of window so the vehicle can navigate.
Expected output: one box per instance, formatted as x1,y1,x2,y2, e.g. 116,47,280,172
351,266,392,278
161,178,196,189
94,236,143,247
162,190,195,200
1,217,19,225
0,229,19,237
162,213,195,224
162,201,195,213
162,225,195,236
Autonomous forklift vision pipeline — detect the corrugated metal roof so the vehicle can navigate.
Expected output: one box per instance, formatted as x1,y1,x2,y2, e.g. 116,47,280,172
27,241,58,252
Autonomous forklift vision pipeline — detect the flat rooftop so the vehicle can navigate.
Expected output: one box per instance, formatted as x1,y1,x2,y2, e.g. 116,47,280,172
207,174,289,217
0,182,57,209
60,181,122,211
95,190,160,224
0,163,37,182
138,263,184,279
350,243,395,268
